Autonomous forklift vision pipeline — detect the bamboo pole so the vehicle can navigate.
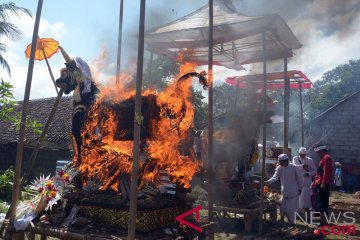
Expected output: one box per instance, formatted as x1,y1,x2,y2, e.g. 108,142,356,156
42,50,57,92
127,0,146,239
29,225,130,240
30,226,86,240
116,0,125,85
41,48,74,151
283,57,289,150
20,88,64,187
259,31,267,235
8,0,44,231
299,80,304,146
207,0,214,222
18,45,71,189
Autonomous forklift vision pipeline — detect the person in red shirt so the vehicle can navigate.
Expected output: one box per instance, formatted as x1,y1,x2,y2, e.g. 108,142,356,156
313,145,333,225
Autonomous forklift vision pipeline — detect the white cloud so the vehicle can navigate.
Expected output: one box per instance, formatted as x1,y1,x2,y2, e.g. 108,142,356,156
12,14,67,40
4,57,64,100
0,14,67,100
49,22,67,39
289,12,360,82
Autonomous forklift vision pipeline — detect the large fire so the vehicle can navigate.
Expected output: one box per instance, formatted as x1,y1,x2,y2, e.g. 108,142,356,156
75,60,203,192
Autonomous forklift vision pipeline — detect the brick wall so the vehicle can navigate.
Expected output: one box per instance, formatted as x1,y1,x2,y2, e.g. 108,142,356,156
307,92,360,164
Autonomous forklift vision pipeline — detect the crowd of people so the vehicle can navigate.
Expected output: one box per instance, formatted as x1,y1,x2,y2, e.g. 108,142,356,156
265,145,359,226
191,129,359,226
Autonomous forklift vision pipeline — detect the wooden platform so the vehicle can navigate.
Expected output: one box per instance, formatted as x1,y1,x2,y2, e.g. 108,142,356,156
213,202,277,234
17,221,217,240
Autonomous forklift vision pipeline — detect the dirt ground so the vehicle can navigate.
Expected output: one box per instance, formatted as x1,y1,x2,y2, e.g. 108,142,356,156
18,192,360,240
212,191,360,240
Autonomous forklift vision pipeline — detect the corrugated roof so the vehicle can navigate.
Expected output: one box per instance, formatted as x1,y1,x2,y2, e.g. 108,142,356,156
0,96,72,149
145,0,302,70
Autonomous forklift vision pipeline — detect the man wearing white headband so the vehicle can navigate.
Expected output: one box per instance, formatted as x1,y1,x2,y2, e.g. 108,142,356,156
265,153,303,224
313,145,332,225
293,147,316,217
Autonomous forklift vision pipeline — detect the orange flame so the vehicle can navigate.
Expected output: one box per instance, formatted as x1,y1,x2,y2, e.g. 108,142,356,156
77,57,202,192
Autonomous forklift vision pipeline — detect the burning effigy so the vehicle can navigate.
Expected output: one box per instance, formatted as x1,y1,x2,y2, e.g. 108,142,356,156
76,69,207,193
36,48,209,231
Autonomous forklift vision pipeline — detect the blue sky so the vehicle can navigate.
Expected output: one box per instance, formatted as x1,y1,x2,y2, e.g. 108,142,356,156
2,0,360,100
1,0,210,99
13,0,207,61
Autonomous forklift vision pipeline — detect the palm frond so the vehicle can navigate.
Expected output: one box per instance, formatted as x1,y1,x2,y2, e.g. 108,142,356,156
0,21,20,40
0,3,32,21
0,54,11,76
0,3,32,76
0,43,6,52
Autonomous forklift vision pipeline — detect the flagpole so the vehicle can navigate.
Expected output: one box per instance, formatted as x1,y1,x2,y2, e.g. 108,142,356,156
299,80,304,146
259,31,267,235
284,57,289,150
8,0,44,230
128,0,146,239
116,0,125,85
207,0,214,221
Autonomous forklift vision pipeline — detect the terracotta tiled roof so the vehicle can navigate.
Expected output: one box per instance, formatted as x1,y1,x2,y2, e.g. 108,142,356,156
0,96,72,149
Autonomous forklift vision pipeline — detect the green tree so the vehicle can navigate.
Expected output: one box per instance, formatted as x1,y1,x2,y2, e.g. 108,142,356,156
0,4,40,133
143,55,179,90
0,79,43,134
0,79,15,121
213,82,238,116
0,2,32,75
192,89,208,128
304,59,360,118
0,166,14,202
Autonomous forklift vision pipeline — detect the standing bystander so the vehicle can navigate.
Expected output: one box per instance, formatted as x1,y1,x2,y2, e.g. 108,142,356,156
265,154,303,225
313,145,333,225
334,161,343,191
293,147,316,218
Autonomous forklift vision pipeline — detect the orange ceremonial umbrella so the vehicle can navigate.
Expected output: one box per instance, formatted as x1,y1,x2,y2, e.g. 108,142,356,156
25,37,59,61
24,37,60,93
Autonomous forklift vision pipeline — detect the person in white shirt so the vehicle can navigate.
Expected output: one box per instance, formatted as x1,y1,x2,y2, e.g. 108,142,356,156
265,154,303,224
292,147,316,217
